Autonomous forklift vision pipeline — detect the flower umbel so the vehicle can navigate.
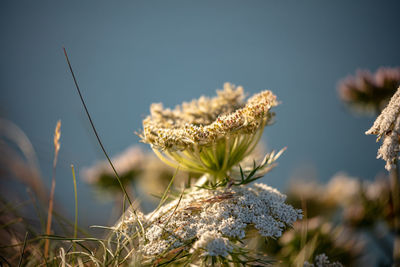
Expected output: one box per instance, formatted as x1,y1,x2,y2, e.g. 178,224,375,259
118,183,302,265
140,83,278,182
338,67,400,114
366,86,400,171
81,146,145,192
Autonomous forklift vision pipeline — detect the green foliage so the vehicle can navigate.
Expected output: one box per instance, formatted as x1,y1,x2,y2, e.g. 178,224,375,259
198,148,285,190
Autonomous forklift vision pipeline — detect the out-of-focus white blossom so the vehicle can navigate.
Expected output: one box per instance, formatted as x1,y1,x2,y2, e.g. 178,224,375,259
364,177,389,200
326,173,360,205
366,87,400,171
81,146,145,191
338,67,400,114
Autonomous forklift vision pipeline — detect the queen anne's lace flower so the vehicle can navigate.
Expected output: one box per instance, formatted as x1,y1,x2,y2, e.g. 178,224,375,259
192,230,233,257
366,87,400,170
140,83,278,181
120,183,302,257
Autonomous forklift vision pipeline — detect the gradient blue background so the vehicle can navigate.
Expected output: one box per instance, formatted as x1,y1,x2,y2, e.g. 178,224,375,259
1,0,399,227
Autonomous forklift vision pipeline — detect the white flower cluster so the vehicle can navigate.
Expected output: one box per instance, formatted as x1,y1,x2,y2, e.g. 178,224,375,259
192,230,232,257
303,254,343,267
366,86,400,171
121,183,302,258
326,173,360,205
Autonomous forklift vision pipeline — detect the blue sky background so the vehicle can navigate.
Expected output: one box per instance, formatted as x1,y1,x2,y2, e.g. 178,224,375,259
1,0,399,227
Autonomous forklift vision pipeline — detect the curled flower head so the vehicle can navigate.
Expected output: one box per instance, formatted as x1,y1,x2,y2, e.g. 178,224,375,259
338,67,400,114
140,83,278,181
81,146,144,193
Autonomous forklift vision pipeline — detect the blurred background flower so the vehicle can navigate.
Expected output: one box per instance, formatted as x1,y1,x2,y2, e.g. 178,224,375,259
264,217,362,267
81,146,144,196
337,67,400,115
272,172,397,266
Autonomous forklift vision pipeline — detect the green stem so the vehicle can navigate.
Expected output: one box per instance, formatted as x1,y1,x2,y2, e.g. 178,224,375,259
70,165,78,260
63,48,145,236
63,48,132,206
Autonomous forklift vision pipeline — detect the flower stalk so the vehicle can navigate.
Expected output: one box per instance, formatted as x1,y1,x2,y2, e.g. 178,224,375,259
44,120,61,259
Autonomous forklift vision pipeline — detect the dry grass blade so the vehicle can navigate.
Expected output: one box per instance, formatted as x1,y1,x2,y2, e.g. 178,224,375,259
17,232,28,267
70,164,78,265
0,119,47,203
44,120,61,259
53,120,61,167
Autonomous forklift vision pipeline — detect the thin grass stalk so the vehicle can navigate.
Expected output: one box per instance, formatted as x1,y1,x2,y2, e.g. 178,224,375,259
27,189,46,234
63,48,146,236
71,165,78,240
163,187,185,228
18,232,28,267
122,193,126,221
0,217,22,230
62,48,132,206
70,165,78,265
300,197,308,258
152,166,180,216
221,136,231,177
52,210,91,237
44,120,61,258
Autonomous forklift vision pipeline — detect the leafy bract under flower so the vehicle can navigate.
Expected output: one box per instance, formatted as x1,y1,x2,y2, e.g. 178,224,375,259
140,83,278,180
